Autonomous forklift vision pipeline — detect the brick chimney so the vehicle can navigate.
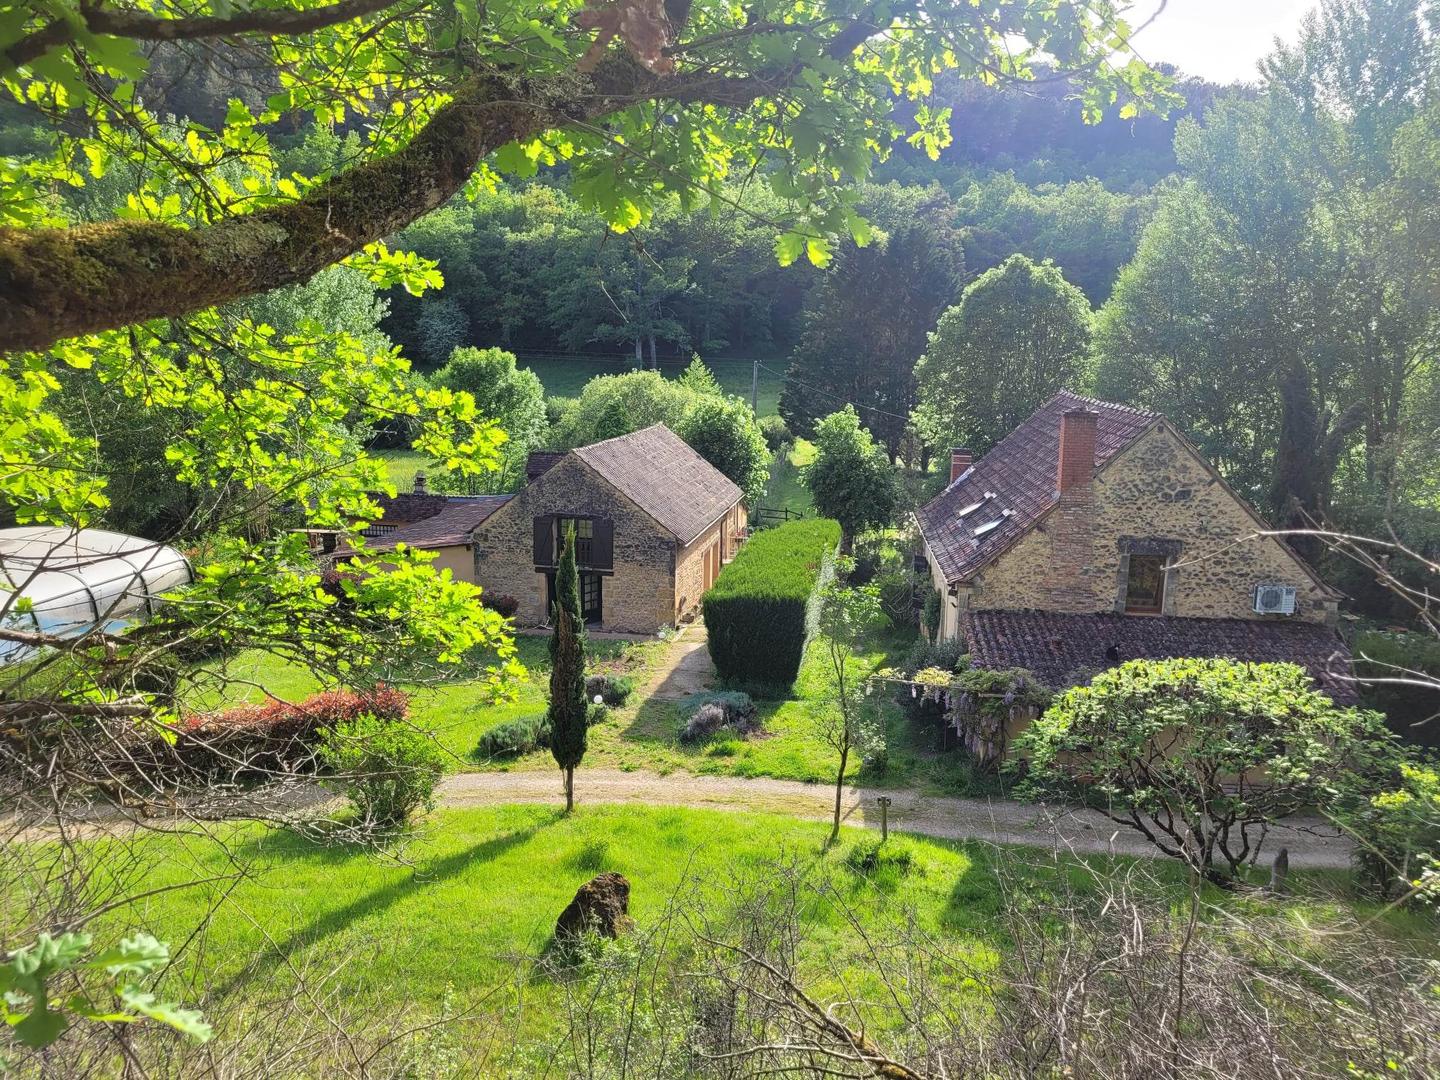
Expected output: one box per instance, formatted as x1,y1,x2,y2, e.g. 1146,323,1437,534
1046,407,1099,612
412,471,428,494
949,447,973,484
1057,408,1097,495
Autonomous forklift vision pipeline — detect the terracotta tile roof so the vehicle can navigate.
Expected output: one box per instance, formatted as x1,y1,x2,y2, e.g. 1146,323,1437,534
961,609,1358,703
916,390,1160,584
368,491,455,526
573,424,743,544
367,495,513,550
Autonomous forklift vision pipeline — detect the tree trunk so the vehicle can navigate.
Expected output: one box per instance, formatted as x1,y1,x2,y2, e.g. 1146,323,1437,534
830,743,849,843
564,766,574,812
648,333,657,369
634,337,643,368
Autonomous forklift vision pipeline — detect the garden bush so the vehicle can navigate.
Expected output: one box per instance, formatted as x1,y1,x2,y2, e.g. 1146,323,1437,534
703,518,840,688
318,714,446,831
903,636,969,675
585,673,635,707
1018,658,1398,885
475,715,551,759
678,691,759,742
758,414,793,452
481,593,520,618
172,685,409,776
1342,759,1440,903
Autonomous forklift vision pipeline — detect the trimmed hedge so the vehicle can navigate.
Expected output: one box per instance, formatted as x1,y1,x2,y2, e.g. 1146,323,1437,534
702,518,840,688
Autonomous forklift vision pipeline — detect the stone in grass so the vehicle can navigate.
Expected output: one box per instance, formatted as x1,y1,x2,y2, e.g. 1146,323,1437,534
555,872,633,941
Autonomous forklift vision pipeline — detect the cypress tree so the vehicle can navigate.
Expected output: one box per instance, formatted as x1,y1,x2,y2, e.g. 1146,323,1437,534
548,523,587,811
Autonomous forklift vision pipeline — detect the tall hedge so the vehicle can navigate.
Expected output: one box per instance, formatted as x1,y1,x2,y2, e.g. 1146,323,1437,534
703,519,840,688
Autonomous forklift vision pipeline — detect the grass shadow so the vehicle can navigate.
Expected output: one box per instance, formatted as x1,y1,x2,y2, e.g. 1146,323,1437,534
216,817,559,996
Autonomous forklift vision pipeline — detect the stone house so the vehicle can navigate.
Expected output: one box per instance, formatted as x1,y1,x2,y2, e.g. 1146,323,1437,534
472,424,747,633
915,390,1354,699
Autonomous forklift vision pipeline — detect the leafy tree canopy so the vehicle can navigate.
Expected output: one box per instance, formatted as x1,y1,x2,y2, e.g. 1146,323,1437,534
679,393,771,505
1019,657,1398,885
804,405,897,549
1,0,1169,351
913,253,1091,455
429,346,548,492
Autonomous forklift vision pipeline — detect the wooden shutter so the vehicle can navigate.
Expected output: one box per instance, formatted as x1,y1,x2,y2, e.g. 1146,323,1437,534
592,518,614,570
533,515,554,566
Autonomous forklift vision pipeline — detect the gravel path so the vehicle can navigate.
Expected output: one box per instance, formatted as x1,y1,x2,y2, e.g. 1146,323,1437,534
440,768,1356,869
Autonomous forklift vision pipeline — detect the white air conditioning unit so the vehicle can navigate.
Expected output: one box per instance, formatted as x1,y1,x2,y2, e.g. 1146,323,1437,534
1252,584,1298,615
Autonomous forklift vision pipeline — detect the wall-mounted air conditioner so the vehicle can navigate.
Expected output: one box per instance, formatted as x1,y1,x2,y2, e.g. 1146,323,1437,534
1252,584,1297,615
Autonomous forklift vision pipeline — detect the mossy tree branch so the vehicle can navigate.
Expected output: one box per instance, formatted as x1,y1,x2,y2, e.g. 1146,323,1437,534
0,63,768,353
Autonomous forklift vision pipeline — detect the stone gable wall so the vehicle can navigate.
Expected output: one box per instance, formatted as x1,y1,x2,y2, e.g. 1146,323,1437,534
471,456,678,633
960,424,1335,625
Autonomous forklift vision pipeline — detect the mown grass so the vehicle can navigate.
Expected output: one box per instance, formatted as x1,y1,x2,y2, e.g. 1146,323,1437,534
50,803,1434,1075
195,616,979,792
190,633,671,770
459,623,994,795
760,437,815,517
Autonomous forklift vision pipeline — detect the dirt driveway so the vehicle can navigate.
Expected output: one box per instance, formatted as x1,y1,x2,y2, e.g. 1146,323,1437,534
441,767,1355,870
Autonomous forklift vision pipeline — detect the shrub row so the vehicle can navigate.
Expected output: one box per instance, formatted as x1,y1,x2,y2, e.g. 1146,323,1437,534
702,518,840,688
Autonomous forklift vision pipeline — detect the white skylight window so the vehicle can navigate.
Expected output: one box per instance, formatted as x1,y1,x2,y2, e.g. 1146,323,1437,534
973,519,1002,538
958,492,996,518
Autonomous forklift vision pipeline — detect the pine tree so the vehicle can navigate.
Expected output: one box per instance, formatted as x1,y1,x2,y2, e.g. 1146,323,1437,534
548,524,588,811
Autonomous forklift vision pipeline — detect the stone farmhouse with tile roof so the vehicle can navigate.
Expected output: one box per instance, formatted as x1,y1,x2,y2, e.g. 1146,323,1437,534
916,391,1355,700
356,425,746,634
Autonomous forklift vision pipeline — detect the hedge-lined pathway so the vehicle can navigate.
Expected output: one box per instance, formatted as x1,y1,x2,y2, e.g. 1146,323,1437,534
641,622,715,701
440,768,1356,870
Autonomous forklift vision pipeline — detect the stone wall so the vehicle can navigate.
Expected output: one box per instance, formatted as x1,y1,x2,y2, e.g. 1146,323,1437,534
471,456,679,634
674,503,749,622
957,423,1335,626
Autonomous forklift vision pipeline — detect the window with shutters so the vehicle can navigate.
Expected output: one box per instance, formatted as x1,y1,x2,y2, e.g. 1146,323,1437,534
535,515,613,570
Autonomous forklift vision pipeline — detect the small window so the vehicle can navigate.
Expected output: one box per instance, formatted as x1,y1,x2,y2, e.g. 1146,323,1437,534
957,500,985,518
555,516,594,564
1125,554,1166,614
973,519,1001,538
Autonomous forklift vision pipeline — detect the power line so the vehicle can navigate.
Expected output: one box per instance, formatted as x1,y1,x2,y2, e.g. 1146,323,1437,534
755,363,914,424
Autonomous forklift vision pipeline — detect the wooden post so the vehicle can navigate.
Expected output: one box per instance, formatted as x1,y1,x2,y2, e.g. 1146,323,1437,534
877,795,892,842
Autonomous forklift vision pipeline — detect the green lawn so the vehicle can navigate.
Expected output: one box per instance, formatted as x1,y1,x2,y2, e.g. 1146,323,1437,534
195,615,976,792
53,803,1433,1074
759,436,815,517
458,623,994,795
191,634,671,769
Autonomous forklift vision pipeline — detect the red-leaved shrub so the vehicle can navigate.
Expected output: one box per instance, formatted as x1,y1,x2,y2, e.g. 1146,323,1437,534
482,593,520,618
172,685,409,777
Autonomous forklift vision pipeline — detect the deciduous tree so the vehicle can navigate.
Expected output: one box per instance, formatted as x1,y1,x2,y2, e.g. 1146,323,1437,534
804,406,897,552
1018,657,1397,886
913,254,1091,456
